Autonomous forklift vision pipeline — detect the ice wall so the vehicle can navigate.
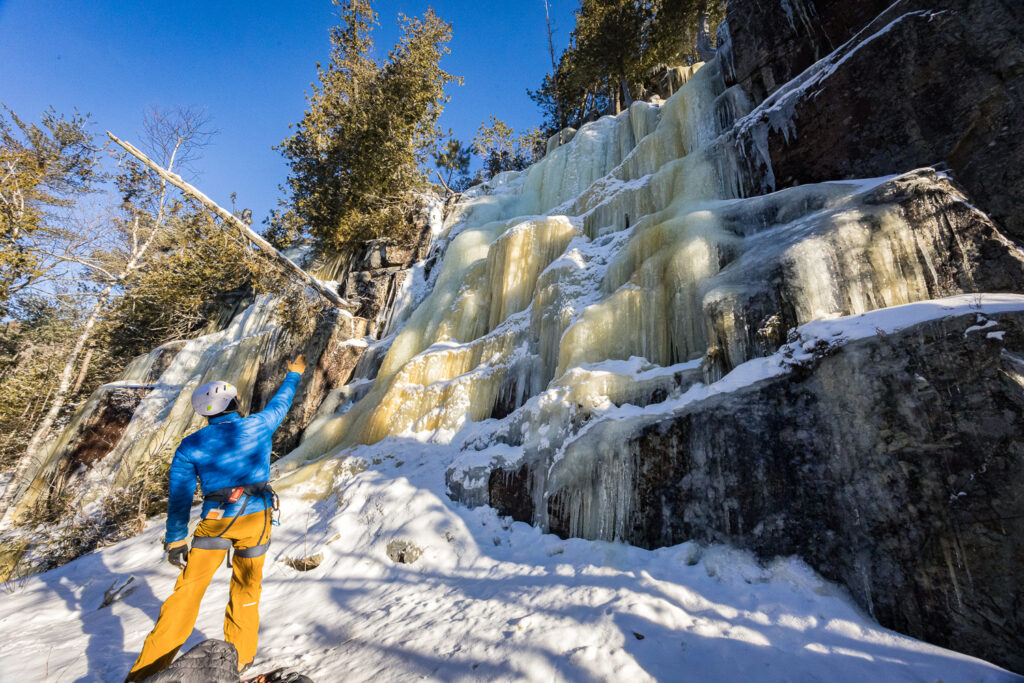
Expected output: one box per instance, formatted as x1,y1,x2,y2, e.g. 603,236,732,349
279,52,1023,490
12,1,1021,669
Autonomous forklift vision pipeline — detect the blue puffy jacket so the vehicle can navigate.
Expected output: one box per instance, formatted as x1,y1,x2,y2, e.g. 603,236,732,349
165,372,301,543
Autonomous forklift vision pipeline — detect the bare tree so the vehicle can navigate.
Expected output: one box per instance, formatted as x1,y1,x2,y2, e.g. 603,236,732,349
0,107,212,523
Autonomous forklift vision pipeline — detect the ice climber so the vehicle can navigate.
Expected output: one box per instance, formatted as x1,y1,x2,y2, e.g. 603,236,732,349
125,355,306,682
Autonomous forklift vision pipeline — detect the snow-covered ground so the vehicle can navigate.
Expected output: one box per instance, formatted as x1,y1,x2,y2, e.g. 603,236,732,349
1,431,1019,682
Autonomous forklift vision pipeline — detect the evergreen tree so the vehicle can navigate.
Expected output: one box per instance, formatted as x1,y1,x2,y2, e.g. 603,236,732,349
0,107,100,315
433,137,471,192
275,0,460,252
472,117,543,180
0,108,232,521
98,202,279,365
0,297,80,470
531,0,725,135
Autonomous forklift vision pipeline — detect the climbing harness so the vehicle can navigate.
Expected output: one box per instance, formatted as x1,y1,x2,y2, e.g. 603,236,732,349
191,482,277,562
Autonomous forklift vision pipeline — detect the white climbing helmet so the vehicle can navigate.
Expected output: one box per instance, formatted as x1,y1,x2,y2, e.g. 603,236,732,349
191,380,238,417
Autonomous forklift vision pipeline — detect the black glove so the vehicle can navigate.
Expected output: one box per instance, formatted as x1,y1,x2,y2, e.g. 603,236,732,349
166,542,189,569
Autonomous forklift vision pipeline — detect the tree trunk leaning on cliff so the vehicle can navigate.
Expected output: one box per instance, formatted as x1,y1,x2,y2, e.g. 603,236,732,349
106,132,350,309
0,133,350,524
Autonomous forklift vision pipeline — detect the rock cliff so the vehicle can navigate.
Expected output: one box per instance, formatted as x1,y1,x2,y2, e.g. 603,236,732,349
488,301,1024,671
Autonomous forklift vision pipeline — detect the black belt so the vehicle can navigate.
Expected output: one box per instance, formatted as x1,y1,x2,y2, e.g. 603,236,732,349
204,481,273,503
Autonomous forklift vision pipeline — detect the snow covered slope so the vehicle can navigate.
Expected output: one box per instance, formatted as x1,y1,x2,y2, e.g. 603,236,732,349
1,428,1020,682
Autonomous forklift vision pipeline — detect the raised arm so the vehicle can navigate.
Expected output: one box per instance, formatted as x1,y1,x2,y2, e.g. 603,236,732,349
165,448,198,544
253,355,305,431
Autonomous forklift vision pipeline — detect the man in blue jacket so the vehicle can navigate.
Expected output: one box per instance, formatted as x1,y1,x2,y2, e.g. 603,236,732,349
125,355,306,682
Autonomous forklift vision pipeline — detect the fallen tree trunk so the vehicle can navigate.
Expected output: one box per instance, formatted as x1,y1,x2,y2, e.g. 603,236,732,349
106,131,349,309
435,170,454,197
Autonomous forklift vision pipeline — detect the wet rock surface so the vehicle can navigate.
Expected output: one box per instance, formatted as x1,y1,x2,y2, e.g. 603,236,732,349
15,385,154,514
252,196,439,455
141,341,186,384
722,0,1024,240
56,387,153,474
252,309,370,456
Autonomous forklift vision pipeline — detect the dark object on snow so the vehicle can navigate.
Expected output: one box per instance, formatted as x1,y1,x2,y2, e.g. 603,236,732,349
139,640,317,683
141,639,239,683
100,576,136,609
386,539,423,564
282,552,323,571
244,668,314,683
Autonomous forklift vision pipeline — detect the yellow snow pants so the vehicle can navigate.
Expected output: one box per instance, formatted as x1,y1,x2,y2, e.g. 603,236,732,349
125,509,271,682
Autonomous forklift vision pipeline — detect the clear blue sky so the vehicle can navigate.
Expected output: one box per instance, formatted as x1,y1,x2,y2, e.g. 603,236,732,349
0,0,577,226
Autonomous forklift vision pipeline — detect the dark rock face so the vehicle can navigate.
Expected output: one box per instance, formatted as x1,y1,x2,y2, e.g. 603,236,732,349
722,0,1024,240
142,341,185,384
487,465,534,524
339,201,434,324
344,267,410,322
310,195,436,326
492,311,1024,672
252,196,439,455
19,385,154,512
695,10,1024,670
58,387,152,473
630,313,1024,673
252,309,370,456
720,0,894,104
